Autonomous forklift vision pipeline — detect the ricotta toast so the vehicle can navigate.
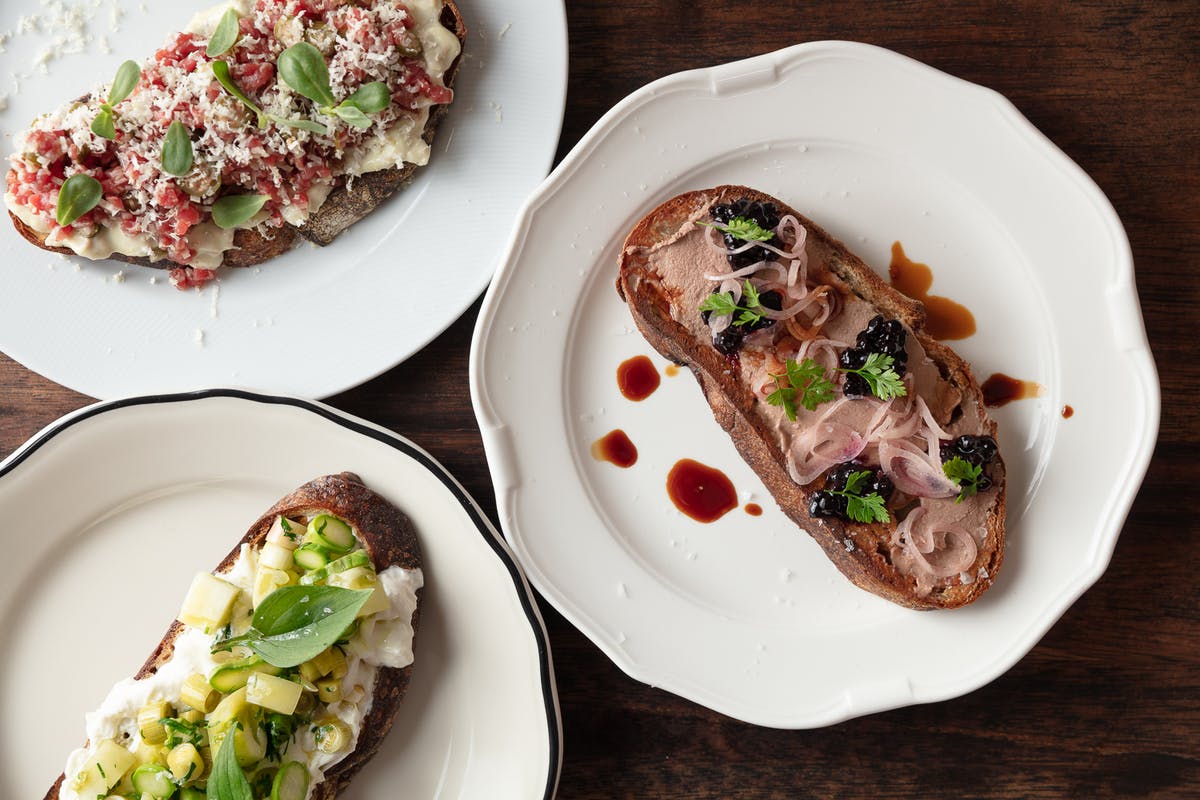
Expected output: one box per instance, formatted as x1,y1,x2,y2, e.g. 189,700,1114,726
47,473,422,800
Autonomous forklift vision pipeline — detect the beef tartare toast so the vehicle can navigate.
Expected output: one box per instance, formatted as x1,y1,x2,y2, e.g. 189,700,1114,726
47,472,423,800
617,186,1006,610
6,0,465,289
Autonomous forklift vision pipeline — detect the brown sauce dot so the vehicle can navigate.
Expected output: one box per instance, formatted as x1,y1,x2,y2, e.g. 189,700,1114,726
744,503,763,517
1062,404,1075,419
591,430,638,468
982,372,1045,408
888,241,977,340
665,364,681,377
667,459,738,523
617,355,661,401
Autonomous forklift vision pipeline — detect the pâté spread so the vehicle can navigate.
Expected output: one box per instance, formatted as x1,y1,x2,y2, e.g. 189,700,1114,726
4,0,459,288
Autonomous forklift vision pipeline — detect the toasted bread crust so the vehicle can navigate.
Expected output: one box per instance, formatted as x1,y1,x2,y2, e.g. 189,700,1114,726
617,186,1006,610
13,0,466,273
44,472,421,800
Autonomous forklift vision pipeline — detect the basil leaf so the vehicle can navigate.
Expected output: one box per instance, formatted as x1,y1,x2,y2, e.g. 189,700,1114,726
333,104,372,129
211,193,268,229
278,42,336,108
241,585,372,668
212,60,267,127
56,174,103,226
207,7,241,57
107,60,141,106
162,120,195,176
207,723,253,800
90,109,116,140
341,81,390,114
269,114,328,134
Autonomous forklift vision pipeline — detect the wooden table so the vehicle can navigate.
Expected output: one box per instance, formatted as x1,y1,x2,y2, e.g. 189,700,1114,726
3,2,1197,797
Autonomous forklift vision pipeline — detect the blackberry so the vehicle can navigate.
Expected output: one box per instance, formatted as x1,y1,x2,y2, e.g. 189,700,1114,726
809,491,848,518
842,373,871,398
709,199,782,269
712,328,744,355
809,462,894,521
939,434,999,467
845,315,909,379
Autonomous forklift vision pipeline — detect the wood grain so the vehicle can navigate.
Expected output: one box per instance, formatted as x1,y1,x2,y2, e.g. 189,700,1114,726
2,1,1197,797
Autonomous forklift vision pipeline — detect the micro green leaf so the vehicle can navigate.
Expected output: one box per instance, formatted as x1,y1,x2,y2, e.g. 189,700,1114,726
161,120,194,176
333,104,372,129
211,193,268,229
216,585,372,668
340,81,390,114
206,7,241,57
212,60,267,127
208,722,253,800
107,60,141,107
55,174,103,226
90,108,116,140
278,41,336,108
268,114,328,134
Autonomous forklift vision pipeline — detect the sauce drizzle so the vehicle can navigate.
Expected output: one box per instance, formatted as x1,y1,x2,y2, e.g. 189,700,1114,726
982,372,1045,407
617,355,661,401
667,459,738,523
591,430,638,468
888,241,977,340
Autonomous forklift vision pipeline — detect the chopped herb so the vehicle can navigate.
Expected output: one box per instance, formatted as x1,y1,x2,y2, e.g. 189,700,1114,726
943,456,984,503
697,215,775,243
840,352,907,401
827,470,890,524
698,280,767,327
766,357,836,421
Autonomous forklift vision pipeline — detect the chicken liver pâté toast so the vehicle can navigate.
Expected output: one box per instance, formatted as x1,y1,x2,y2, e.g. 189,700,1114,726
617,186,1006,610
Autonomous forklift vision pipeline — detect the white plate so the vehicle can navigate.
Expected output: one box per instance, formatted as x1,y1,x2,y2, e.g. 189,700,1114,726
469,41,1159,728
0,392,561,798
0,0,566,399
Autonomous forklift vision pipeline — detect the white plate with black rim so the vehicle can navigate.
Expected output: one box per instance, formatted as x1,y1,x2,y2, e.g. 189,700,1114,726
0,391,561,799
0,0,566,399
469,41,1159,727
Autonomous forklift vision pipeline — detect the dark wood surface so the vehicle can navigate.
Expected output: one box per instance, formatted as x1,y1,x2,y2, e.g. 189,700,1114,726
3,2,1198,798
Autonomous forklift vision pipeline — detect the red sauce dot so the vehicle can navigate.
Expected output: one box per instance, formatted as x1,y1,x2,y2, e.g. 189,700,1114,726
617,355,661,401
744,503,763,517
667,459,738,523
591,430,637,468
982,372,1044,408
1062,404,1074,419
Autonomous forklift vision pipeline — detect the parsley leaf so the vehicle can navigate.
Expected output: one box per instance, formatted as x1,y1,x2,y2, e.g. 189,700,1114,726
826,470,891,524
697,216,776,242
840,352,908,401
943,456,984,503
697,281,766,327
767,357,836,420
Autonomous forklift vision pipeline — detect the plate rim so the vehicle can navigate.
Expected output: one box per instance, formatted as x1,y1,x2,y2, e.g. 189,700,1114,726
469,39,1160,728
1,388,563,799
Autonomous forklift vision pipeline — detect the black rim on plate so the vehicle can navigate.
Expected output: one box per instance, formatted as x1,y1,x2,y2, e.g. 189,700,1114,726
1,388,562,800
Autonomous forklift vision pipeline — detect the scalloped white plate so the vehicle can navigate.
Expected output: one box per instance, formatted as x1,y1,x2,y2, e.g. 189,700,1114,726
469,41,1159,728
0,0,566,399
0,392,561,799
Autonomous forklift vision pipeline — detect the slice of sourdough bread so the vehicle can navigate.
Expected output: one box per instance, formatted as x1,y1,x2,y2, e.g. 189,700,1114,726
617,185,1006,610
